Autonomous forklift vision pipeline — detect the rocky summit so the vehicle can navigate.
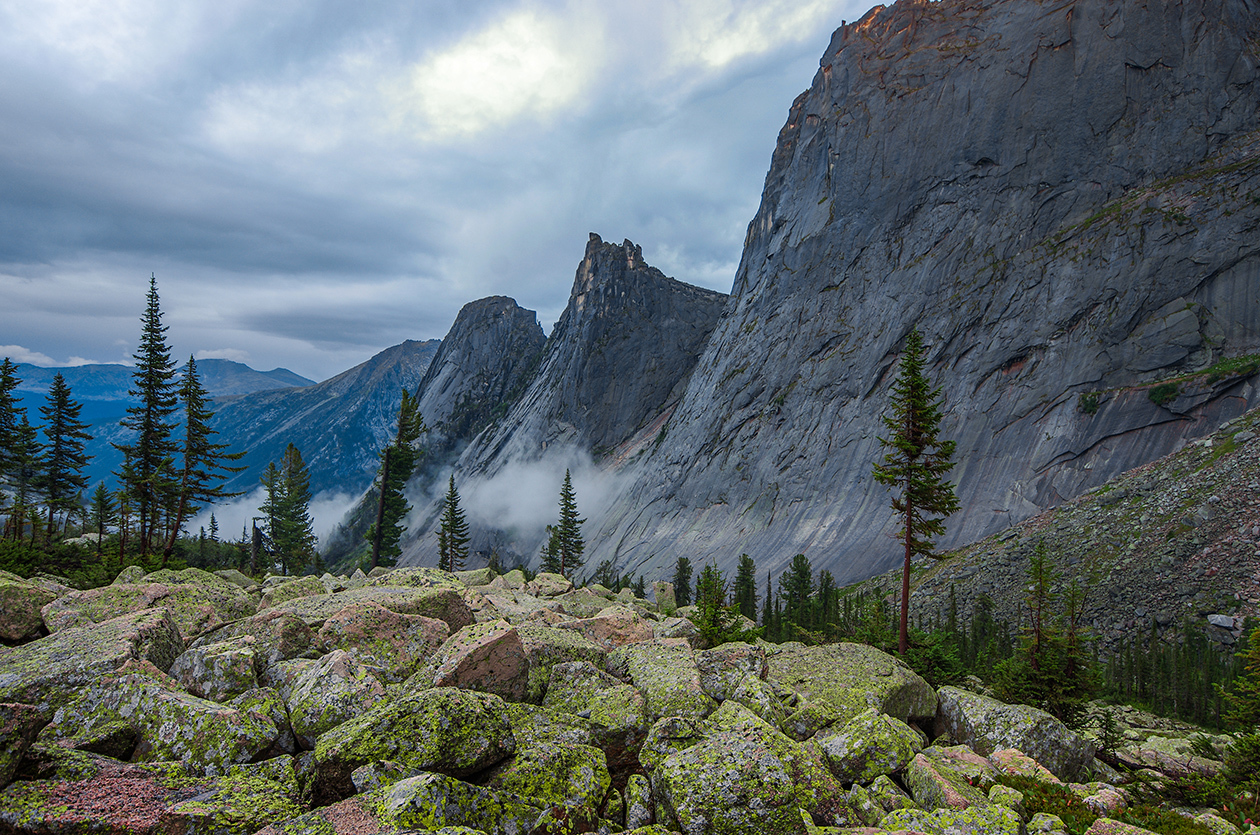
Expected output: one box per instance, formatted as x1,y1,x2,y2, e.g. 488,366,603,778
1,564,1238,835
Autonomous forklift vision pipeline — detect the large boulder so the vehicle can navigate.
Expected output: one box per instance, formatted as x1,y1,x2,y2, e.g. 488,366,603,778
557,605,655,650
542,660,622,716
882,804,1023,835
937,686,1097,781
766,642,937,727
366,771,543,834
314,600,449,683
187,610,315,683
0,608,183,711
480,738,611,812
169,636,259,702
611,638,717,721
40,579,255,641
286,650,388,749
816,707,924,784
0,702,46,789
313,686,516,803
695,641,767,702
268,585,474,634
517,622,608,704
427,619,530,702
39,660,280,776
258,575,328,610
0,570,57,642
363,566,464,589
903,750,992,811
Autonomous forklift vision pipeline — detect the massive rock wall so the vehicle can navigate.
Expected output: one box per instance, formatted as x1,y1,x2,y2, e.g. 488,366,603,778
586,0,1260,585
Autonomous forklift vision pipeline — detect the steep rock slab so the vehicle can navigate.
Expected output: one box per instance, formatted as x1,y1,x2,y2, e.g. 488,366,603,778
937,686,1097,781
400,235,728,566
0,608,183,711
587,0,1260,585
766,642,937,727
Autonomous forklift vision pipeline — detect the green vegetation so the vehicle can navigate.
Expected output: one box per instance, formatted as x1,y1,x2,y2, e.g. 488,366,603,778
1077,391,1100,415
995,773,1218,835
369,390,426,570
1148,381,1181,406
437,474,470,573
672,556,693,606
259,444,318,576
692,562,760,646
35,372,92,542
540,469,584,579
873,326,960,654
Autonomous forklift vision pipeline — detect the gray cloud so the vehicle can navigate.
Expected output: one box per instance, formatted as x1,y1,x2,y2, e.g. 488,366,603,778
0,1,874,382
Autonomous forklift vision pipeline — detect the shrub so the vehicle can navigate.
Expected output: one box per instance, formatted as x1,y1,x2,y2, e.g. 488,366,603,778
1078,391,1101,415
1149,382,1180,406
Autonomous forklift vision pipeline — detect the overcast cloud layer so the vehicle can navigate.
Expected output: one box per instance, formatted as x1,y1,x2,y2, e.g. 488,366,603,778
1,0,873,382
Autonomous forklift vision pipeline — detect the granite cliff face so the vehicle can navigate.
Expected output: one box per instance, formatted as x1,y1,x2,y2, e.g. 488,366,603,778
582,0,1260,584
397,235,728,565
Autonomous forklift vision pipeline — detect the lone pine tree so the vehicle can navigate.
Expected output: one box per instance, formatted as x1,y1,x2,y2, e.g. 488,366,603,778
369,390,426,570
541,469,584,578
37,372,92,540
873,326,959,656
437,474,469,572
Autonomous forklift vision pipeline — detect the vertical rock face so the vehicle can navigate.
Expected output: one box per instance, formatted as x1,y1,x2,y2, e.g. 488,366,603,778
398,235,728,564
415,296,546,440
587,0,1260,583
464,234,730,465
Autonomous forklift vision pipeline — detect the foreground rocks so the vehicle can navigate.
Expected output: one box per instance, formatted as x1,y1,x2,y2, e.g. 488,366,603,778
0,563,1245,835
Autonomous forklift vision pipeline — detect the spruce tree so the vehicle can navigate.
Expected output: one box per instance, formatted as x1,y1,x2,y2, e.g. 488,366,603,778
115,275,179,558
89,482,116,556
780,553,815,632
260,445,316,575
369,390,425,570
1226,622,1260,728
0,358,24,491
5,414,41,543
162,356,245,562
733,554,758,620
672,556,693,606
437,474,469,572
872,327,960,655
548,469,584,578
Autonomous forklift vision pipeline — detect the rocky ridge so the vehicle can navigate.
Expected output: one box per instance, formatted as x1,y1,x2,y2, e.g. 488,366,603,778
571,0,1260,586
0,565,1248,835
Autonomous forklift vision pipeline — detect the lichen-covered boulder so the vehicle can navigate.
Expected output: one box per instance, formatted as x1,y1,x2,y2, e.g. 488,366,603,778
425,619,530,702
526,572,573,597
455,567,496,586
230,688,296,756
783,697,842,741
113,564,147,584
587,684,651,779
652,582,676,615
214,568,256,589
1069,781,1129,814
480,738,611,811
1030,811,1071,835
364,566,464,590
315,600,449,684
729,673,789,730
258,575,329,610
517,622,607,704
612,639,717,721
882,804,1023,835
903,751,991,811
558,605,655,650
0,569,57,642
188,610,315,682
625,773,654,830
287,650,387,748
0,607,183,711
270,585,474,634
816,707,923,784
848,782,886,826
695,641,767,702
766,642,937,727
367,771,543,834
41,579,256,641
1083,818,1162,835
989,747,1062,784
40,659,280,776
0,763,301,835
989,783,1027,817
868,772,918,813
169,636,259,702
652,616,699,645
313,686,516,803
0,702,46,789
550,588,613,619
505,702,596,749
542,660,622,715
937,686,1097,781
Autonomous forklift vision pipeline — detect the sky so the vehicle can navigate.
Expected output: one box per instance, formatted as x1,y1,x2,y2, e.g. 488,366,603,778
1,0,874,383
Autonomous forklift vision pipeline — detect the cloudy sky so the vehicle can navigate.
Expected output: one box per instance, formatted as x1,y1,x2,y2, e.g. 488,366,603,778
1,0,872,382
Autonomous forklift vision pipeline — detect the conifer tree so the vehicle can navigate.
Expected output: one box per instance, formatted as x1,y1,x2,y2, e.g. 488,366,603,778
4,415,41,543
873,327,960,655
671,555,693,606
545,469,585,578
260,444,316,575
369,390,425,570
437,474,469,572
115,275,179,558
162,356,245,562
1226,623,1260,728
0,358,24,492
733,554,758,620
780,553,815,632
89,482,116,556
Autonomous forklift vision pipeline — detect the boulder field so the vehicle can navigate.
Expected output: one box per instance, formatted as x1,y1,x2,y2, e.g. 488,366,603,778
0,565,1240,835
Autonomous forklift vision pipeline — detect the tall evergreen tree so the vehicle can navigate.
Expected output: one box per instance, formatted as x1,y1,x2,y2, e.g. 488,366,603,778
4,415,41,542
872,327,960,655
780,553,815,632
733,554,758,621
369,390,425,570
35,373,93,541
162,357,245,562
260,444,317,575
672,556,693,606
0,358,24,492
437,474,470,572
114,275,179,558
545,469,584,578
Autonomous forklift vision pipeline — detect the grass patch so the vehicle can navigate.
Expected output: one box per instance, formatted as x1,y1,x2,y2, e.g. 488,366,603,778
995,774,1219,835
